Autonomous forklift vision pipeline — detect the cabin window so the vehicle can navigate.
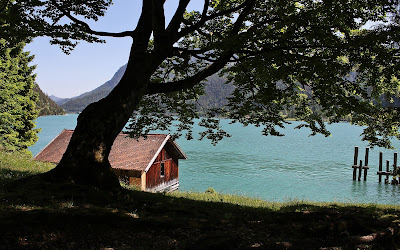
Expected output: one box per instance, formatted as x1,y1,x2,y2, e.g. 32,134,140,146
160,162,165,177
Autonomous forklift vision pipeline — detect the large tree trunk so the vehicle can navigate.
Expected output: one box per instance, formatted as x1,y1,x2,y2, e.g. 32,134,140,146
42,0,161,190
39,0,213,190
44,53,153,190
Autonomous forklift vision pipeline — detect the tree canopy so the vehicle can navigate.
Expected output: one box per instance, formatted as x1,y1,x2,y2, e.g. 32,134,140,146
127,0,400,148
9,1,400,147
8,0,400,188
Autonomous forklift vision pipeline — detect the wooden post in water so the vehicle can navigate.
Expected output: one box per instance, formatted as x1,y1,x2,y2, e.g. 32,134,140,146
378,152,383,182
352,146,359,180
363,148,369,181
354,147,358,165
358,160,363,181
394,153,398,184
386,160,390,184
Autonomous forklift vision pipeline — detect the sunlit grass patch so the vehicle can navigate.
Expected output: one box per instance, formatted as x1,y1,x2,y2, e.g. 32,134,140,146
11,204,44,211
0,150,54,184
168,188,400,213
168,188,283,210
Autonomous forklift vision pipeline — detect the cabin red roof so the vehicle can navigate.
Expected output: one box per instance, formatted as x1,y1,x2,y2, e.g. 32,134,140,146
34,129,187,172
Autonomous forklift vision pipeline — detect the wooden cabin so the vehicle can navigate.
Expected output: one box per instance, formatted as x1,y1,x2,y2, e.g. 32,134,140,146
34,129,187,192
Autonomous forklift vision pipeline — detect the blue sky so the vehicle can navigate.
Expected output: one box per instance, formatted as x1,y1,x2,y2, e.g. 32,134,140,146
25,0,203,98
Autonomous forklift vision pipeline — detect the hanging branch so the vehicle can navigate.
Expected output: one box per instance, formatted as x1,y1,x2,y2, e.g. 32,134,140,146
50,0,135,38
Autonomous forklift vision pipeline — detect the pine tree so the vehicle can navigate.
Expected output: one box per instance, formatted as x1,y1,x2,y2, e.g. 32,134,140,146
0,39,39,154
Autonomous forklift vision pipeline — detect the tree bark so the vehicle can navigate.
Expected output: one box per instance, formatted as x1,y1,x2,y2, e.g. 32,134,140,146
41,1,161,190
44,46,155,190
39,0,245,190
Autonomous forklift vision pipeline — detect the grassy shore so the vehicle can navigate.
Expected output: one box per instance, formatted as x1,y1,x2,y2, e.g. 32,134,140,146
1,150,400,249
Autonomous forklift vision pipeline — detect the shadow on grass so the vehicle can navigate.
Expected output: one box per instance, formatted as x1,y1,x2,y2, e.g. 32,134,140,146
0,176,400,249
0,168,41,185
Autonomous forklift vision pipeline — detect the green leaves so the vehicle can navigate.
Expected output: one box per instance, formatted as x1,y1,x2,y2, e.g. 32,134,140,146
2,0,112,53
10,0,400,148
0,39,39,153
123,0,400,148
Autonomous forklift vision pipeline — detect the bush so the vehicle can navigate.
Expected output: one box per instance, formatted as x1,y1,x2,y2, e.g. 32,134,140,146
205,187,217,194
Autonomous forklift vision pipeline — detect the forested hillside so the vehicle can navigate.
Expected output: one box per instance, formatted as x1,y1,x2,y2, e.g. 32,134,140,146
59,65,233,113
197,74,234,112
33,84,65,116
58,66,394,121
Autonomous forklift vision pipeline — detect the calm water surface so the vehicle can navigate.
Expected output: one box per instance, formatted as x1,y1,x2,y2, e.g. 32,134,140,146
30,114,400,205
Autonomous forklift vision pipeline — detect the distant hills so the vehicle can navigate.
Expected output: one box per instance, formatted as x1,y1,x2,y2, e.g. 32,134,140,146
51,64,233,113
50,64,127,113
197,74,233,111
49,67,400,119
49,95,68,105
33,84,65,116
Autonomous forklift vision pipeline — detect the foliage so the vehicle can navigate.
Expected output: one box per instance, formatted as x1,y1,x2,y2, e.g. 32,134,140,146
0,38,40,153
125,0,400,148
11,0,400,148
33,84,65,116
1,0,111,54
205,186,217,194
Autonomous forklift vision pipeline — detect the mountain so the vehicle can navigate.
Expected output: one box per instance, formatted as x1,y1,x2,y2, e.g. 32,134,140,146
33,84,65,116
60,64,127,113
197,74,234,110
59,64,233,113
49,95,70,105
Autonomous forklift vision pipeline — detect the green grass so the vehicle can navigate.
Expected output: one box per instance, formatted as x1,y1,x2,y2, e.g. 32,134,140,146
1,150,400,249
0,150,54,184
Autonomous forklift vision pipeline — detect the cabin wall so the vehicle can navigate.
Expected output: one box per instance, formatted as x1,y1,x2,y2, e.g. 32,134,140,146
146,148,179,189
113,169,142,188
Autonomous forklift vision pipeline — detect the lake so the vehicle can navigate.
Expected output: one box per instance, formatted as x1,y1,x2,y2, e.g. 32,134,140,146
29,114,400,205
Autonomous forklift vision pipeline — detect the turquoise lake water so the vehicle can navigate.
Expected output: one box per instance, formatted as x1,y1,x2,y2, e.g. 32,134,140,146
29,114,400,205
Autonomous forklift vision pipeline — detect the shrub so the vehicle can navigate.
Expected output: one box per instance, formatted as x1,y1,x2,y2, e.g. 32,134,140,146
205,187,217,194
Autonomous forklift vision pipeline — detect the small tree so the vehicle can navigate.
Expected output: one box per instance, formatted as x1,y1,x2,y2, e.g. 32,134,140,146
0,38,39,154
8,0,400,189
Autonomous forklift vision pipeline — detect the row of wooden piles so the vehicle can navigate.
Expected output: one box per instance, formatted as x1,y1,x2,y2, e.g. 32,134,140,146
352,146,400,185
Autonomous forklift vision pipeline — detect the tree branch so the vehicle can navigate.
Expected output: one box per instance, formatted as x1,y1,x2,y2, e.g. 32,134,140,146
229,0,256,35
191,54,218,62
173,47,214,55
152,0,167,50
231,42,362,63
127,0,153,59
50,0,134,38
147,37,357,95
166,0,191,33
177,0,251,40
146,53,232,95
146,0,257,95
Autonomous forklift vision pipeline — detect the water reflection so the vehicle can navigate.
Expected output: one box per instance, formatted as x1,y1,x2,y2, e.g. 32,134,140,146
377,182,400,202
377,182,390,197
351,180,368,197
